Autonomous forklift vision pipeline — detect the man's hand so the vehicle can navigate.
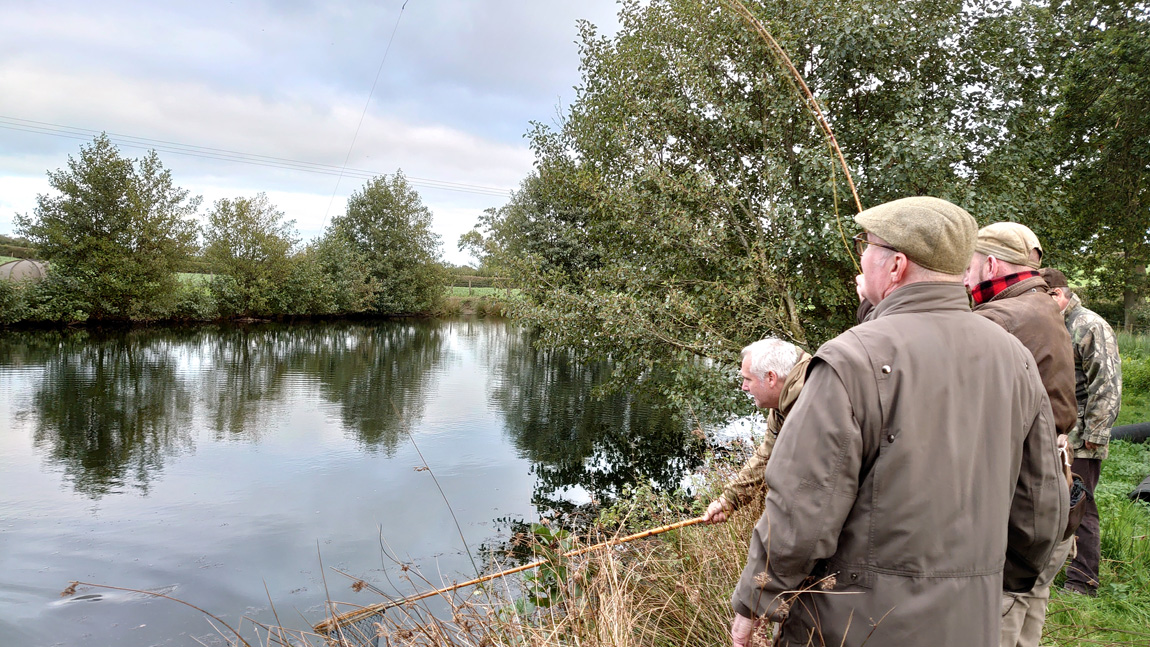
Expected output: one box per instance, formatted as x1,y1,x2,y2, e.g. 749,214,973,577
703,497,733,524
1084,440,1102,451
731,612,758,647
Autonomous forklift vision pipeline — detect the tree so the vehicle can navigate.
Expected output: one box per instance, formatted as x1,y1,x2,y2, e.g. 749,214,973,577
1048,1,1150,328
329,172,446,314
468,0,1004,421
203,193,297,316
14,134,200,320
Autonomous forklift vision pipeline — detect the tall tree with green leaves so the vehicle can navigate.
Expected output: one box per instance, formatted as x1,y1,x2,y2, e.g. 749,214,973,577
329,172,446,315
15,134,200,320
203,193,297,316
1051,0,1150,328
467,0,1002,421
966,0,1150,327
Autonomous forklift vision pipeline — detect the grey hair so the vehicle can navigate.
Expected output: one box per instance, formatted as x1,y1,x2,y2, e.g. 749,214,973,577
740,338,802,380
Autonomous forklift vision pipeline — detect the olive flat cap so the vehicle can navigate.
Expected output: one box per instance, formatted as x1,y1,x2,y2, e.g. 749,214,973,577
853,197,977,275
975,222,1042,269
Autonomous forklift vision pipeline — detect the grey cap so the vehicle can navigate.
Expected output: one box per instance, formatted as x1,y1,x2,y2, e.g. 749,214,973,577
854,197,978,275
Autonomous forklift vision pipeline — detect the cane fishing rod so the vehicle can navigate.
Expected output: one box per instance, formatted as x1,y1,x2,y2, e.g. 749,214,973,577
314,515,708,635
720,0,863,273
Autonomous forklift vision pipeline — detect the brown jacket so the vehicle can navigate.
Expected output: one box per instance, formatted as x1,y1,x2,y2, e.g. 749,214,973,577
721,352,813,508
973,274,1077,437
732,282,1068,647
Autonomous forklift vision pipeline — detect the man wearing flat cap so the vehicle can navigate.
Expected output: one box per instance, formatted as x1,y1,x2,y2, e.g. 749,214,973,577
962,223,1078,647
730,198,1068,647
1041,267,1122,598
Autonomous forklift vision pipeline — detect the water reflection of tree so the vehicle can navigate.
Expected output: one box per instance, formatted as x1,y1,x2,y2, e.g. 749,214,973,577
196,325,297,440
194,321,445,452
304,321,444,453
23,329,195,498
490,328,703,513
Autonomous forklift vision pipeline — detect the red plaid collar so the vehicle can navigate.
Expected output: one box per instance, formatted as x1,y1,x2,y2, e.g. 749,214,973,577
970,270,1041,305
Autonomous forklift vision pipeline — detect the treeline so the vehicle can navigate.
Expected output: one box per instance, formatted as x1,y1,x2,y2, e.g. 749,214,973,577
459,0,1150,423
0,234,36,259
1,135,447,324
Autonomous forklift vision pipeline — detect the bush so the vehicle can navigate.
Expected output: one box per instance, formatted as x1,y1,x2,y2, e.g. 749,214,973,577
207,275,246,318
1123,356,1150,396
169,283,216,321
0,280,29,323
23,270,91,323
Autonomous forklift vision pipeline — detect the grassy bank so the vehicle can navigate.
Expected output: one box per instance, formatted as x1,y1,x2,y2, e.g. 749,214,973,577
1044,440,1150,644
1116,331,1150,426
447,286,519,298
435,294,510,317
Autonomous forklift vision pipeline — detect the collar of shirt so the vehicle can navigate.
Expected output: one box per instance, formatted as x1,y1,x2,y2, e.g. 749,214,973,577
970,270,1041,305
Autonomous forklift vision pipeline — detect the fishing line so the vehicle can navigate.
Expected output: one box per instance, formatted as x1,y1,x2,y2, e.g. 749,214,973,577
720,0,863,272
322,0,413,227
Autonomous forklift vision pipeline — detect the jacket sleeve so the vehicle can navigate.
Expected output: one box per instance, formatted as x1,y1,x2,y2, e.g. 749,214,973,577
1080,320,1122,445
731,358,863,619
721,417,778,510
1003,390,1070,592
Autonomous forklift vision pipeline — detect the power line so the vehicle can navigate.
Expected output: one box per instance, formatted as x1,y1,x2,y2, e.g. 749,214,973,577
0,115,514,198
324,0,413,224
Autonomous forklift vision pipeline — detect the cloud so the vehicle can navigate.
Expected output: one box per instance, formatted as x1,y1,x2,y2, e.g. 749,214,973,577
0,0,624,266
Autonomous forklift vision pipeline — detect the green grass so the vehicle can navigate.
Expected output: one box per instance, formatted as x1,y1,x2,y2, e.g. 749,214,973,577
1045,440,1150,645
1118,331,1150,360
1043,332,1150,644
177,272,212,286
1117,333,1150,427
446,285,519,298
0,255,19,264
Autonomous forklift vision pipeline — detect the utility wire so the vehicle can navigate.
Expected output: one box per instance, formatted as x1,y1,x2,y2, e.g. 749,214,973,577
323,0,412,225
0,116,511,197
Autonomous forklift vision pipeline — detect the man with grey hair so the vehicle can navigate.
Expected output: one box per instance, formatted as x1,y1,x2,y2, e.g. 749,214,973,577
730,197,1067,647
703,337,810,524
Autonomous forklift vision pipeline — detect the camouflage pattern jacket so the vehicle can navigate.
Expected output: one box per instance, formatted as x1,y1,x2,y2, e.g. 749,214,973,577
1064,294,1122,460
721,352,812,509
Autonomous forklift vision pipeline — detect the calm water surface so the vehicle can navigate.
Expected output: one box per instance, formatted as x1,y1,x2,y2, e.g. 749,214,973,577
0,318,699,646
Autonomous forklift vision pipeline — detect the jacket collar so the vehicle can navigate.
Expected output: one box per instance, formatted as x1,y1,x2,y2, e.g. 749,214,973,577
871,281,972,319
1063,293,1083,319
777,351,811,418
970,271,1043,305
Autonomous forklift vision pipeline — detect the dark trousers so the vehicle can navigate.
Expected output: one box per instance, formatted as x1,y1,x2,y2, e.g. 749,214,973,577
1066,457,1102,593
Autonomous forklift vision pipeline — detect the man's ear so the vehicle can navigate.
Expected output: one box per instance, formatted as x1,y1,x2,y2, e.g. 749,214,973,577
985,255,999,278
890,252,909,285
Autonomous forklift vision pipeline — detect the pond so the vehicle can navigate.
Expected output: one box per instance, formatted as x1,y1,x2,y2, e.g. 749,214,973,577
0,318,703,647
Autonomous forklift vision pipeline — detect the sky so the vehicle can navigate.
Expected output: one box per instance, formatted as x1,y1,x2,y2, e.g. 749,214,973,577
0,0,623,266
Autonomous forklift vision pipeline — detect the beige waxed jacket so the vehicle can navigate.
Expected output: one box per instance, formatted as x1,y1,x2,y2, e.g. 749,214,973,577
732,282,1068,647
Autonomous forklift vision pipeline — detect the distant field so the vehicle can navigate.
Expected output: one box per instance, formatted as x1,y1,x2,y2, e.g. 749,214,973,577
177,272,212,286
0,256,19,264
447,286,518,298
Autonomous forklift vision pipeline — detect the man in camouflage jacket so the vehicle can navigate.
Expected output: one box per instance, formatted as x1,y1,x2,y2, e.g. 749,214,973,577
703,338,811,523
1041,268,1122,596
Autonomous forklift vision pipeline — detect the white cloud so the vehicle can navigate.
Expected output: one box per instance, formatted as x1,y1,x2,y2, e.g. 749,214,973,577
0,0,623,267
